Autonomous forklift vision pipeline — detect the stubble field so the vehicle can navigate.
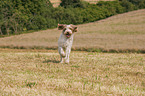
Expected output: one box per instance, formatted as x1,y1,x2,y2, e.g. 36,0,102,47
0,49,144,95
0,9,145,95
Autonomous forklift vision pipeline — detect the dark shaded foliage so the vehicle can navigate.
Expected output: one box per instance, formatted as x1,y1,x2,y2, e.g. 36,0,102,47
60,0,88,8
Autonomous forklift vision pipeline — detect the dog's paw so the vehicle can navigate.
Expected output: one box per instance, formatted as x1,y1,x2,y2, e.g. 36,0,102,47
65,60,69,64
61,52,65,58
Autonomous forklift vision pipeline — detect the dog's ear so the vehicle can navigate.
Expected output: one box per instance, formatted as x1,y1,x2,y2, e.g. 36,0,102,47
58,24,66,30
71,25,78,32
73,26,78,32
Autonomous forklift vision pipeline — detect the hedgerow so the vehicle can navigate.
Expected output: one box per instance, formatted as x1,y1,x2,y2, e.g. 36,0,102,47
0,0,145,36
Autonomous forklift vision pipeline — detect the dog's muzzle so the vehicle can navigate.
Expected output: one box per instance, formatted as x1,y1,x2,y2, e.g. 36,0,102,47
66,32,71,38
64,31,72,38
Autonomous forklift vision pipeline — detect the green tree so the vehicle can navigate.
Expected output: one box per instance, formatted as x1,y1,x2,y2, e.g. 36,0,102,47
0,0,54,35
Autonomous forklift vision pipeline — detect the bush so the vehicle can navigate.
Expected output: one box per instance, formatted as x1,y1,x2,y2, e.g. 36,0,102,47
120,0,136,12
60,0,89,8
97,1,125,15
127,0,145,8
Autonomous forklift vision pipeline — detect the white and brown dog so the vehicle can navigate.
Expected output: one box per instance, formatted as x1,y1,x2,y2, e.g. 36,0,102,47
58,24,77,63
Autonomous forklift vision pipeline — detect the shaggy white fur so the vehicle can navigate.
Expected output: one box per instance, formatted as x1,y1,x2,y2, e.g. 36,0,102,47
58,24,77,63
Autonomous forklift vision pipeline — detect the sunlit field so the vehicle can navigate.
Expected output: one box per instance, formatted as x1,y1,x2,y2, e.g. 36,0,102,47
0,49,144,95
0,0,145,95
0,9,145,96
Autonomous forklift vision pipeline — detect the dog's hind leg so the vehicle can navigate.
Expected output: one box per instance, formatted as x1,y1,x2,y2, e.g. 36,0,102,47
65,47,71,64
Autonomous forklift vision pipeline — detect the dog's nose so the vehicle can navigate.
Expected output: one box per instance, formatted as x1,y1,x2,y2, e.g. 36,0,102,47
67,32,69,34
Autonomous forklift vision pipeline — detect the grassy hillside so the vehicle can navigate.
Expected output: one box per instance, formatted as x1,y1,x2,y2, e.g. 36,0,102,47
0,49,144,95
0,9,144,53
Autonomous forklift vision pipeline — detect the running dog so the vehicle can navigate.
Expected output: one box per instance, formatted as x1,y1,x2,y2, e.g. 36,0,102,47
58,24,77,63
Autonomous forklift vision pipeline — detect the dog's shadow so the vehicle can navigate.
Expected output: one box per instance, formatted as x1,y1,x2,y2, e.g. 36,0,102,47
43,59,60,64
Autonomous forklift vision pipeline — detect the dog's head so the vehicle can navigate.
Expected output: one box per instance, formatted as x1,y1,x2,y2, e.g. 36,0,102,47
58,24,78,38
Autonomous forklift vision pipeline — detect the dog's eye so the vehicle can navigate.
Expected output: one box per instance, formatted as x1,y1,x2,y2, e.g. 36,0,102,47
63,28,66,31
69,28,73,30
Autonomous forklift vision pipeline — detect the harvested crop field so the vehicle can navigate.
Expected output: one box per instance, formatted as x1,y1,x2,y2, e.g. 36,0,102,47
0,49,144,95
0,9,145,53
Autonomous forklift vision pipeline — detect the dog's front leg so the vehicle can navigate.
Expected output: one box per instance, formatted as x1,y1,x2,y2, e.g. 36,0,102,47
58,47,65,63
65,47,71,63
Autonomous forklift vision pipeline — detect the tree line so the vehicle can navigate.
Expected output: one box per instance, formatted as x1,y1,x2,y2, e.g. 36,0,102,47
0,0,145,36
